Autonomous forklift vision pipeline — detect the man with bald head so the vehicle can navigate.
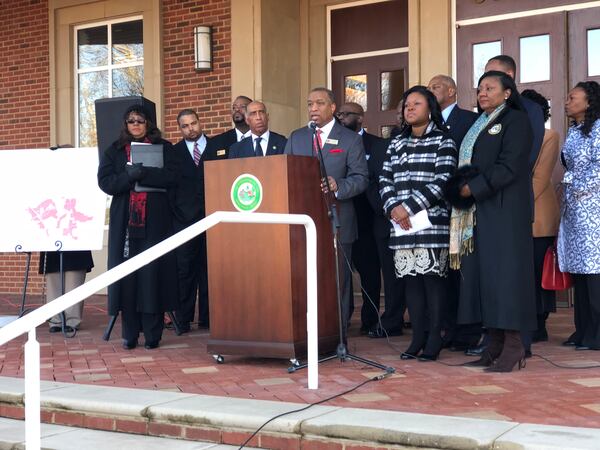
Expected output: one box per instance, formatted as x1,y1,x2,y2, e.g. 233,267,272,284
229,101,287,158
427,75,477,148
211,95,253,155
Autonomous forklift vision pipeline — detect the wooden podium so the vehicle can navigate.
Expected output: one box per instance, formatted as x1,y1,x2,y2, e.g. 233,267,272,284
204,155,339,359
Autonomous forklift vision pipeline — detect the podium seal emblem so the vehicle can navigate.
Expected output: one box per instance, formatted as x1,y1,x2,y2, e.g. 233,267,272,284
231,174,263,212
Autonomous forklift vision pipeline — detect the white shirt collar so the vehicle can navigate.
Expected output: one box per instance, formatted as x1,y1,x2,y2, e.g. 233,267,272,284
315,118,336,144
441,103,457,122
185,134,207,156
251,130,270,156
236,128,251,142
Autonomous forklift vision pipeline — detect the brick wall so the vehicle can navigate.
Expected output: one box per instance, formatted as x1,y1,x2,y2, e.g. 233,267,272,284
0,0,50,294
162,0,232,142
0,0,232,294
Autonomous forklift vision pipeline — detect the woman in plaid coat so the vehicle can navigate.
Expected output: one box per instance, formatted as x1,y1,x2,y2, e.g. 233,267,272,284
379,85,457,361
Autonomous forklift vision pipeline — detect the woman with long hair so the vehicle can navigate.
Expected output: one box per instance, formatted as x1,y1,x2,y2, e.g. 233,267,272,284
446,71,536,372
98,105,178,350
558,81,600,350
379,85,457,361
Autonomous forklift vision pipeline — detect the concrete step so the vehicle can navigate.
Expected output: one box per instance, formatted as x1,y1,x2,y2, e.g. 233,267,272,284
0,417,263,450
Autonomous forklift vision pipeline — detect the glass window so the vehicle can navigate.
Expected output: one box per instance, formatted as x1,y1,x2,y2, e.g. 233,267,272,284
472,41,502,88
588,28,600,77
344,74,367,110
381,70,405,111
520,34,550,83
75,19,144,147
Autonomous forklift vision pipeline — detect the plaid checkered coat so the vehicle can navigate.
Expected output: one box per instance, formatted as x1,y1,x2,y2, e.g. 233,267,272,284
379,122,457,250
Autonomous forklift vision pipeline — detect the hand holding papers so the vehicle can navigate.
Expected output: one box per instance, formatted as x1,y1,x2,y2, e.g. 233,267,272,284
391,209,432,236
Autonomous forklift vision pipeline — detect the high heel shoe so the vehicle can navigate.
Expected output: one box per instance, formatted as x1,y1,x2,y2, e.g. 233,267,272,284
465,351,495,367
484,330,525,373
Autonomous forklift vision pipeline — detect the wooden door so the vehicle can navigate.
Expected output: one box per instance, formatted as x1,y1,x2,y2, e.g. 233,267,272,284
332,53,408,138
568,7,600,87
457,12,567,141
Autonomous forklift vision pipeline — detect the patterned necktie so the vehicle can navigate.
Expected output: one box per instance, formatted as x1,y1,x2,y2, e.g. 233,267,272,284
254,137,263,157
193,141,201,166
313,129,323,156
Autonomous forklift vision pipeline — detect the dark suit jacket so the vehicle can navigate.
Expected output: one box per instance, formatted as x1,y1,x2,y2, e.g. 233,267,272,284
229,131,287,158
169,136,228,224
284,121,368,243
445,105,478,149
521,95,545,167
365,136,394,239
211,128,239,155
353,132,387,232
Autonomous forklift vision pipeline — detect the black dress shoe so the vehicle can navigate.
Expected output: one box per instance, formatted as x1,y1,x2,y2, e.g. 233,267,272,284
368,327,403,338
465,343,488,357
562,340,579,347
575,345,591,351
400,351,419,360
178,323,191,334
448,343,469,352
49,326,61,333
122,340,137,350
418,354,438,362
144,341,159,349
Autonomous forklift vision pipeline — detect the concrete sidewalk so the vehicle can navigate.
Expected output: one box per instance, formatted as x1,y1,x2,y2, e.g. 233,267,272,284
1,376,600,449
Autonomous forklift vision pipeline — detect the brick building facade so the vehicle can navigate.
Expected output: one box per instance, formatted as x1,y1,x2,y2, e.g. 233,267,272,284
0,0,233,294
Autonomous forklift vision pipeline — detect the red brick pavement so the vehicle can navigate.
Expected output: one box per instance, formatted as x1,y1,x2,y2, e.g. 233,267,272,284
1,294,600,429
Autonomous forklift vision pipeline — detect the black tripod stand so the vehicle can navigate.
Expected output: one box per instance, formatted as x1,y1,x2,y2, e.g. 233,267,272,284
288,123,395,375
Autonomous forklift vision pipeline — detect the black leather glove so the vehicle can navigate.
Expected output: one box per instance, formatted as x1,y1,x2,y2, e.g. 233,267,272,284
126,163,145,182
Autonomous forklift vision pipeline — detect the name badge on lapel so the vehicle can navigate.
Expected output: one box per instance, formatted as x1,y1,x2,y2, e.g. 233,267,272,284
217,149,226,156
488,124,502,135
325,138,338,145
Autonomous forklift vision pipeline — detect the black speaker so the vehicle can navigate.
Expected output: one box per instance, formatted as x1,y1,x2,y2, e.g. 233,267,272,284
94,96,156,154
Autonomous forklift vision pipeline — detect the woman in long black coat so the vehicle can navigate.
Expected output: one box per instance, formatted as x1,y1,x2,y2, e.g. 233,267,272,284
98,105,178,350
447,71,536,372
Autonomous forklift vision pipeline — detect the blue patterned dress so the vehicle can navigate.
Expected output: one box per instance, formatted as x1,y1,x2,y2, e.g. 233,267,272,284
557,119,600,274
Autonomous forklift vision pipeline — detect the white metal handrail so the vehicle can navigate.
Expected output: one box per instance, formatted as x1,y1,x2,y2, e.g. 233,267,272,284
0,211,319,450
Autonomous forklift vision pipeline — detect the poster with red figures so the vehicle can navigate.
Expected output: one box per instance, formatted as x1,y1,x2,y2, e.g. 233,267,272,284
0,147,107,252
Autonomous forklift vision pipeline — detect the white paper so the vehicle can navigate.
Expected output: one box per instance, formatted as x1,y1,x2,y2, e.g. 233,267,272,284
391,209,432,236
0,147,107,252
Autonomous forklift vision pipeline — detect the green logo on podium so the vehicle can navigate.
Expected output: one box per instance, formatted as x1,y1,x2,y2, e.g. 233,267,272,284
231,174,262,212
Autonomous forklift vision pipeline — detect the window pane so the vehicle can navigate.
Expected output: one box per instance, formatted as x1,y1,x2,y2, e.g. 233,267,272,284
588,28,600,77
77,26,108,69
113,66,144,97
473,41,502,88
112,20,143,64
520,35,550,83
79,71,108,147
381,70,405,111
344,74,367,110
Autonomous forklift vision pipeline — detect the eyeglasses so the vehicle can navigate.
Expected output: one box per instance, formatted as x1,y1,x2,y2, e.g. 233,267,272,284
336,111,361,118
126,119,146,125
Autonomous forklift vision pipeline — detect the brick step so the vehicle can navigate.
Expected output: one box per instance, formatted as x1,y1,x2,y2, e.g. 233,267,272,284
0,417,262,449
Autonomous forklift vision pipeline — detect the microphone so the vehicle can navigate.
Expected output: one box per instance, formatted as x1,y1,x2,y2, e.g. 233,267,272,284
308,121,317,130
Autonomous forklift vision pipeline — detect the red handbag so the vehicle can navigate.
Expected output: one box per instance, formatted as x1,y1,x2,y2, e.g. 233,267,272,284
541,243,574,290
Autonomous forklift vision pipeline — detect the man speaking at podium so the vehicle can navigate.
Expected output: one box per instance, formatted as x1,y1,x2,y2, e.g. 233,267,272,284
284,87,368,338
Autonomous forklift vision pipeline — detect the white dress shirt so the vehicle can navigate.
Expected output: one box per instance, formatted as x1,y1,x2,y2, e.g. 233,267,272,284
251,130,270,156
185,134,207,159
236,128,251,142
441,103,457,123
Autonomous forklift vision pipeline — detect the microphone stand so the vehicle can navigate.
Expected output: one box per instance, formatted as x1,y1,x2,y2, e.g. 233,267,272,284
288,123,394,375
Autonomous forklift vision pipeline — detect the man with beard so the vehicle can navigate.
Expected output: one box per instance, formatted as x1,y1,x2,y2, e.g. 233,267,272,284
229,101,287,158
285,88,368,340
212,96,253,155
170,109,227,332
337,102,405,338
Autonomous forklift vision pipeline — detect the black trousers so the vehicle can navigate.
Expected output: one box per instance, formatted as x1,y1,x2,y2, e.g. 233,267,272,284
571,274,600,349
444,269,482,347
375,235,405,331
405,274,446,356
121,302,164,342
352,227,382,330
340,242,353,339
173,220,209,327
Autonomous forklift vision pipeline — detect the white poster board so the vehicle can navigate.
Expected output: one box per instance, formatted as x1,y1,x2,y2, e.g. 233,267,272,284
0,147,107,252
